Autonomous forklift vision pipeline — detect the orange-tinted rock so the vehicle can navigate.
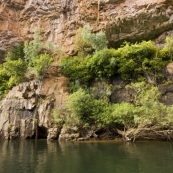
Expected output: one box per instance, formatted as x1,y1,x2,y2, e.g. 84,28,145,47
0,0,173,58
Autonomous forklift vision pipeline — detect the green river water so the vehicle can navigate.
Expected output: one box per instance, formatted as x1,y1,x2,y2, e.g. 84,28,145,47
0,139,173,173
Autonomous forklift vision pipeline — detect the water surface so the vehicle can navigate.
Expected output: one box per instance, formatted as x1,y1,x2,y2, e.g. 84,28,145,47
0,140,173,173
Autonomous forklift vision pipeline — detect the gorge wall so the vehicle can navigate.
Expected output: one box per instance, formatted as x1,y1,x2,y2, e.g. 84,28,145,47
0,66,69,139
1,0,173,140
0,0,173,57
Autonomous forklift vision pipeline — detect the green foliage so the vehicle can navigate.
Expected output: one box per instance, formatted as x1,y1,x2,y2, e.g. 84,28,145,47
66,88,96,126
86,48,118,79
163,37,173,60
24,30,42,66
68,80,81,93
111,102,136,128
63,82,173,130
117,41,159,80
88,82,112,99
30,53,53,78
74,27,92,58
5,44,24,61
62,39,172,86
81,25,108,52
126,82,173,127
129,82,161,106
0,30,54,98
60,48,119,87
33,118,38,123
24,30,53,79
60,37,173,130
0,66,11,97
51,108,65,125
65,87,135,128
3,59,26,87
0,44,26,98
60,56,91,85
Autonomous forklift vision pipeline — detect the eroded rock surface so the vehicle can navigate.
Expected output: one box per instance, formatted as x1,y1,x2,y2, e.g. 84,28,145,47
0,0,173,57
0,66,68,139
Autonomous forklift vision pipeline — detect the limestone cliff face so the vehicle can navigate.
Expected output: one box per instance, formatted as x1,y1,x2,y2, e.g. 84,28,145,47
0,66,68,139
1,0,173,140
0,0,173,58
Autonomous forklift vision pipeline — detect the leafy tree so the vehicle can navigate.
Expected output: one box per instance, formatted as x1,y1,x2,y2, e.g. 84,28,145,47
81,25,108,52
65,88,95,126
0,66,10,98
117,41,157,80
60,56,91,86
127,82,172,127
23,30,54,79
0,30,54,98
3,59,26,87
5,44,24,61
110,102,136,128
0,44,26,98
31,53,53,79
74,27,92,58
65,88,112,127
86,48,119,79
23,30,43,67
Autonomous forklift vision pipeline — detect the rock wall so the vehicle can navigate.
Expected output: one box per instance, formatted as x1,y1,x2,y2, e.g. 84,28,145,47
0,0,173,57
0,66,68,139
1,0,173,140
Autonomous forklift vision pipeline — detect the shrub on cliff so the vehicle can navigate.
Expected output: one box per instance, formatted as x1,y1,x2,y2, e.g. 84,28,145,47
60,48,119,88
24,30,54,79
0,31,54,98
24,30,43,66
86,48,119,79
117,40,172,82
117,41,157,80
63,40,172,87
60,56,91,86
74,27,92,58
0,44,26,98
64,82,173,130
74,26,108,57
30,53,53,79
65,88,112,127
81,25,108,52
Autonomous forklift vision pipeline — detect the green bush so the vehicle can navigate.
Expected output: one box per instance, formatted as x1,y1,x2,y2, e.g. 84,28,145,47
65,88,96,126
62,40,172,85
78,25,108,52
3,58,26,87
0,30,54,98
5,44,24,61
0,44,27,98
60,48,119,86
74,27,92,58
60,56,91,85
117,41,158,80
24,30,42,66
24,30,54,79
86,48,119,79
63,82,173,129
30,53,53,78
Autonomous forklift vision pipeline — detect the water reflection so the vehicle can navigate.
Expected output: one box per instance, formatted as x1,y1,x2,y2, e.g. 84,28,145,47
0,140,173,173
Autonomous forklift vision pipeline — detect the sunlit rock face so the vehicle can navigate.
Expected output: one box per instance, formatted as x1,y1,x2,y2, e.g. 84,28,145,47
1,0,173,139
0,0,173,56
0,66,68,139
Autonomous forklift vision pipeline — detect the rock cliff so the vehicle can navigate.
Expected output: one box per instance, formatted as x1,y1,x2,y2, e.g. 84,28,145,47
0,66,68,139
1,0,173,140
0,0,173,58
